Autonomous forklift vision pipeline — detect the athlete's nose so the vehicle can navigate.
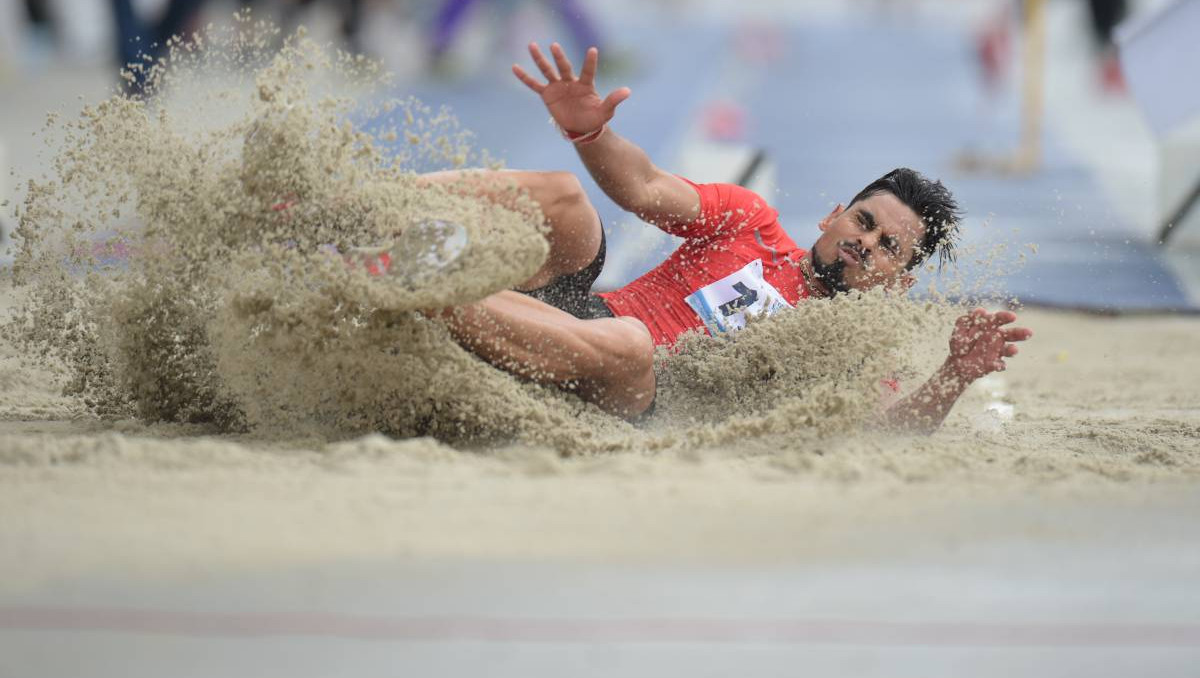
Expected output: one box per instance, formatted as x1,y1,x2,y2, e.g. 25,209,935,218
850,235,875,268
851,234,873,255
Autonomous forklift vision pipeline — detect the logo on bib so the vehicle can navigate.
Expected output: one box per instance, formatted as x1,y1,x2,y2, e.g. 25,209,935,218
684,259,793,335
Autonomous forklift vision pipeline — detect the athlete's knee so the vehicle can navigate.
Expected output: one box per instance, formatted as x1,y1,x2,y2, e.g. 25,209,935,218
551,171,586,200
527,172,599,275
603,318,656,417
570,316,654,418
530,171,589,215
603,318,655,381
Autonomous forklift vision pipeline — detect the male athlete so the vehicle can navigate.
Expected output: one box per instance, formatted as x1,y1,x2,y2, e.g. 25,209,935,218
426,43,1031,431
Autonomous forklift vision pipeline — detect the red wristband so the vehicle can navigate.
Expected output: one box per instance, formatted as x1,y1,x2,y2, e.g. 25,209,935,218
570,125,606,145
555,121,607,145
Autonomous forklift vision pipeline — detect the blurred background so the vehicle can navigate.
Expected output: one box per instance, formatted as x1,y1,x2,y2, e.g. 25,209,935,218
1,0,1197,309
3,4,1200,676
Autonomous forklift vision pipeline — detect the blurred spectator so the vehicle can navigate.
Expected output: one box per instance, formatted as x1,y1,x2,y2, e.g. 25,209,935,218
1085,0,1127,93
1,1,58,72
975,4,1013,93
429,0,604,74
113,1,362,91
0,2,24,75
112,0,206,91
248,0,365,56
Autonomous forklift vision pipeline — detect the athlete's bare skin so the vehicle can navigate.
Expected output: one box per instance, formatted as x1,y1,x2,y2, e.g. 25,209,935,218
433,43,1031,430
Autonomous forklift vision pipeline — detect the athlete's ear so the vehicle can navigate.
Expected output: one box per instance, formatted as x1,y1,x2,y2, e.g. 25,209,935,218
819,203,844,232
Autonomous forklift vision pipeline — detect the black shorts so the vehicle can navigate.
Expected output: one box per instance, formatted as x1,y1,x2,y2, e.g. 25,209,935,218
519,228,614,320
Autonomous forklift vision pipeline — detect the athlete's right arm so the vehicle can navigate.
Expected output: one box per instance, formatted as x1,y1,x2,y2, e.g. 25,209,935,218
574,126,701,228
513,43,700,228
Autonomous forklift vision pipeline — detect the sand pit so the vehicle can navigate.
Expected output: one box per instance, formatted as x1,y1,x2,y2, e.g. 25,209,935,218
2,274,1198,587
1,17,1198,593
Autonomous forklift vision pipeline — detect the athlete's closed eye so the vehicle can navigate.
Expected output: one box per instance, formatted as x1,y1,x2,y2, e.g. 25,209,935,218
856,210,877,232
881,235,900,256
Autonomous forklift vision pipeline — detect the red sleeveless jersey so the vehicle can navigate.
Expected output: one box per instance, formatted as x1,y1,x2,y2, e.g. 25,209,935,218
598,178,810,346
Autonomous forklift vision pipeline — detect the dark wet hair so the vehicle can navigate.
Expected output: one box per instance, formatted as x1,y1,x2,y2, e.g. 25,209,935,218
848,168,961,270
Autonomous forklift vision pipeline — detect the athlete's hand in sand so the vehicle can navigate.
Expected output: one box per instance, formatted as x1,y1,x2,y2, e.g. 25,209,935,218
512,42,631,135
945,309,1032,383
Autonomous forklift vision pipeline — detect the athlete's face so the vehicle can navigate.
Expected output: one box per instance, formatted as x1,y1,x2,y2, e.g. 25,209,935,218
810,192,925,293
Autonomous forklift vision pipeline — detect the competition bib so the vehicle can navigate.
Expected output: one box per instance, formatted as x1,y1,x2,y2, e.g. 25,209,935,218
684,259,793,335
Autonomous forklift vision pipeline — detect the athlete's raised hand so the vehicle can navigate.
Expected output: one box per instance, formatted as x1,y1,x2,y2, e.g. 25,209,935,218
946,308,1033,383
512,42,631,135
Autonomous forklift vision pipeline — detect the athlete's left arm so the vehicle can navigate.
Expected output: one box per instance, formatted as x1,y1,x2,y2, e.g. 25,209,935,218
881,309,1032,433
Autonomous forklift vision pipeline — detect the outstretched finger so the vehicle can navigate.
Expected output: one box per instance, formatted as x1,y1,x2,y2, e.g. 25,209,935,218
989,310,1018,326
550,42,575,80
579,47,599,87
511,64,546,93
528,42,558,82
602,86,632,114
1003,343,1020,357
1002,326,1033,342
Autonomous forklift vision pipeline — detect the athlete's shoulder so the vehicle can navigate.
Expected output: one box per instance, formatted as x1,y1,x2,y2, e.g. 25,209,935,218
675,177,779,238
676,178,772,213
720,182,774,212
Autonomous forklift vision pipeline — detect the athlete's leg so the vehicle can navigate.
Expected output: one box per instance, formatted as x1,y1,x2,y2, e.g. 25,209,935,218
435,290,655,418
420,170,603,290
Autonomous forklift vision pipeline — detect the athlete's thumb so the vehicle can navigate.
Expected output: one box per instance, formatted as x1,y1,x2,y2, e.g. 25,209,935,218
603,87,632,115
